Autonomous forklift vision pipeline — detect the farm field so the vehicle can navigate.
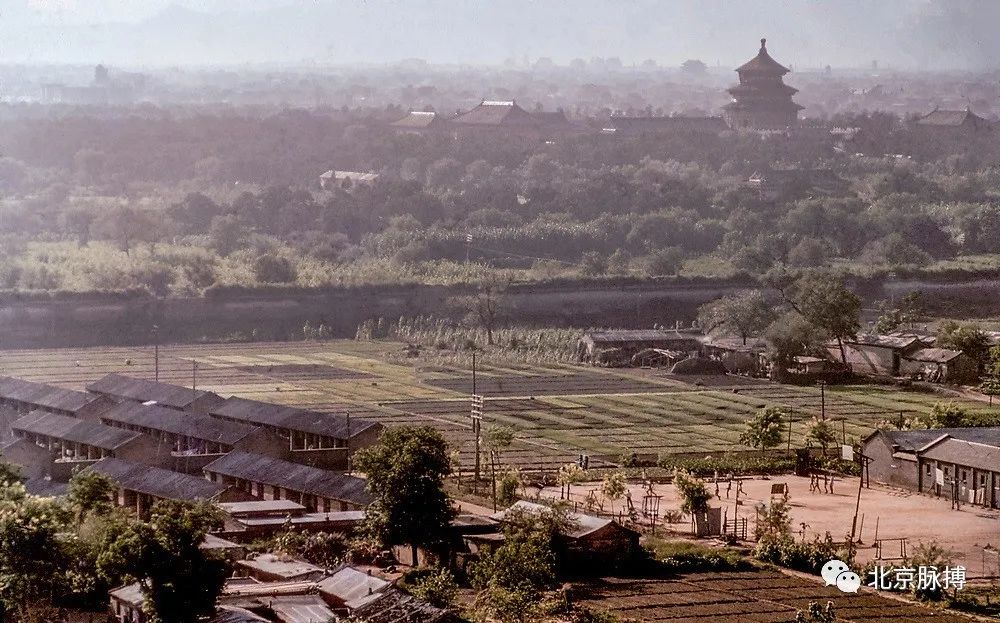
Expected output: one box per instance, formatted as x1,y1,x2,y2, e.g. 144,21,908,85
574,569,973,622
1,338,998,472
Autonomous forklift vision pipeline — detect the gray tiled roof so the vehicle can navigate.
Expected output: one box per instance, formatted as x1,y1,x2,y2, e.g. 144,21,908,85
88,457,228,501
87,373,219,409
0,376,106,413
211,397,378,440
101,401,260,446
203,452,372,505
12,410,142,450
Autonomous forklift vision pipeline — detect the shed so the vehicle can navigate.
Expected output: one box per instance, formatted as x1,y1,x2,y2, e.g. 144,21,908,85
317,565,390,607
577,329,703,364
900,348,978,384
492,501,640,569
236,554,326,583
110,583,147,623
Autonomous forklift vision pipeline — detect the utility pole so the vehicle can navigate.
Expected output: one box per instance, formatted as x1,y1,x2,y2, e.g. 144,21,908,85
471,351,481,490
346,411,351,474
153,324,159,382
850,453,869,542
786,406,793,454
819,381,826,421
192,360,197,400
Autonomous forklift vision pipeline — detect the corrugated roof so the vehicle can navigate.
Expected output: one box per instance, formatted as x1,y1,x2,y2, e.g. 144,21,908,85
318,565,390,604
268,595,336,623
87,373,220,410
211,607,270,623
101,401,260,446
12,410,142,450
904,348,964,363
88,457,227,501
211,397,379,440
845,334,921,350
237,554,325,581
736,38,790,74
350,588,450,623
0,376,106,414
203,452,372,505
218,499,306,516
110,583,144,607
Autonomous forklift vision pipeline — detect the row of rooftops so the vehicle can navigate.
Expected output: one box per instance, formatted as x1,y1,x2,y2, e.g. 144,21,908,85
1,372,380,443
112,558,451,623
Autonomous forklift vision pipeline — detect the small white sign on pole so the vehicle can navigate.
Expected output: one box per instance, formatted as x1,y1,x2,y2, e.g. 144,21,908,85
936,468,945,486
841,444,854,462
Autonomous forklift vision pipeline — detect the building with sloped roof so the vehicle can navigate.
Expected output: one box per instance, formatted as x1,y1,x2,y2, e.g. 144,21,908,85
490,501,640,570
110,583,147,623
318,565,390,608
87,373,224,413
914,107,992,133
348,587,454,623
390,110,446,134
449,100,574,140
577,329,703,364
0,376,113,421
210,398,382,470
236,554,326,583
723,38,803,130
100,401,286,469
11,410,163,468
88,457,248,517
900,348,978,384
204,451,372,512
863,427,1000,508
834,333,928,377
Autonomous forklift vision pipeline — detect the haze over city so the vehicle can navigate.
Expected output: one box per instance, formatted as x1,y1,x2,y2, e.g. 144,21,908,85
1,0,997,69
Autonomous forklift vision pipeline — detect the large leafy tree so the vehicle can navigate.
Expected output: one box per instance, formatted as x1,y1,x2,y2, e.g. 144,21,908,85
354,426,454,563
67,470,115,524
937,321,990,367
771,270,861,364
740,406,785,452
0,482,70,620
98,500,227,623
698,290,776,345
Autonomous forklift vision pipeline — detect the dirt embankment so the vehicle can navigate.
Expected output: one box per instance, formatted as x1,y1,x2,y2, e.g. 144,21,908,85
0,276,994,349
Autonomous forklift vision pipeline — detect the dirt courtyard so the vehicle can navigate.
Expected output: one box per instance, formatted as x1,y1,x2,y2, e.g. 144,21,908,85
538,475,1000,578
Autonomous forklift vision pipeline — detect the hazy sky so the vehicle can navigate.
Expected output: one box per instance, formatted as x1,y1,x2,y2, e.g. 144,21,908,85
0,0,995,70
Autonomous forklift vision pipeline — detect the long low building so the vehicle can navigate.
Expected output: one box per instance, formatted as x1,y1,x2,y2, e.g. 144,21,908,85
88,457,247,516
11,410,161,466
100,402,285,459
204,451,371,513
209,398,382,469
863,427,1000,508
87,373,225,413
0,376,113,419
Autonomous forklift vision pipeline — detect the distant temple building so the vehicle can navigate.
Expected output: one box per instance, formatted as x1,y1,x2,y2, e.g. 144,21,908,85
913,107,993,135
723,39,803,130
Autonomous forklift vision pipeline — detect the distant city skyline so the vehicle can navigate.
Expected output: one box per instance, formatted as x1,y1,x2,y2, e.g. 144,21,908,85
0,0,995,71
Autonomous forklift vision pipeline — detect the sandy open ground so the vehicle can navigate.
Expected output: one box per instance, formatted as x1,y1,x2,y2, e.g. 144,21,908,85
539,475,1000,578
